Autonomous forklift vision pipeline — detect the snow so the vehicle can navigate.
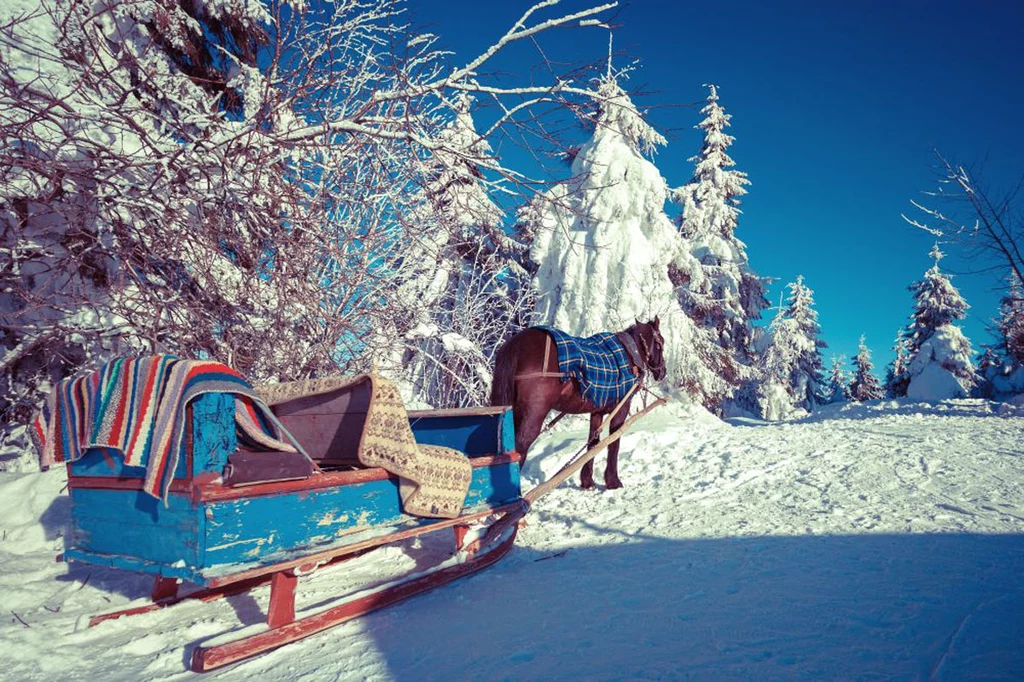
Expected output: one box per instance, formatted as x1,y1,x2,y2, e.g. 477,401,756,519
2,400,1022,680
907,326,976,400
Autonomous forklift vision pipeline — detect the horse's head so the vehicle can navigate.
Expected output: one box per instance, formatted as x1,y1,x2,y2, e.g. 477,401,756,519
633,316,667,381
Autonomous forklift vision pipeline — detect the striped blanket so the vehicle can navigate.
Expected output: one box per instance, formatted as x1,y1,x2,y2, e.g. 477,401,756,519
535,326,638,410
31,356,298,500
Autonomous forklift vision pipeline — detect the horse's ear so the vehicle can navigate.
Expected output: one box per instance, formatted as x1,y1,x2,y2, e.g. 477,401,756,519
653,316,660,330
635,317,641,327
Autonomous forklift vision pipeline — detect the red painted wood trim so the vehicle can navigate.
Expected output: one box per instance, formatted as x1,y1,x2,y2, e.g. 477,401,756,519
87,549,375,628
151,576,179,602
453,524,470,552
203,502,521,589
190,527,518,672
407,406,510,418
194,452,522,503
67,453,522,502
267,572,297,628
67,476,193,494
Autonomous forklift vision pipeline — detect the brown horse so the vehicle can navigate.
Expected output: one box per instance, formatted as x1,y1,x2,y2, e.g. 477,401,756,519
490,319,666,489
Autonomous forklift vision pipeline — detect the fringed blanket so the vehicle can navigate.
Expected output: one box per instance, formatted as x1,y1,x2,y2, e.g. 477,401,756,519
31,356,298,500
535,326,638,410
257,375,472,519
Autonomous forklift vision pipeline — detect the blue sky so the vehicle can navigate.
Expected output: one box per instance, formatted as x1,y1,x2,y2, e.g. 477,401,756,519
412,0,1024,370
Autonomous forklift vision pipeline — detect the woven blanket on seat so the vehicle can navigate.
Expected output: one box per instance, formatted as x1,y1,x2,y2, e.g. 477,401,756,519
534,326,638,410
31,356,299,500
257,375,472,519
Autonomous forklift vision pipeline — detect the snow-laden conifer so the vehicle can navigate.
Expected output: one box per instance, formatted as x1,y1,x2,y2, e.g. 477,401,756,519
755,309,804,420
825,356,851,404
849,336,884,401
784,276,828,409
754,276,826,419
530,74,733,407
998,274,1024,366
884,331,912,398
674,85,768,375
903,246,977,400
980,273,1024,398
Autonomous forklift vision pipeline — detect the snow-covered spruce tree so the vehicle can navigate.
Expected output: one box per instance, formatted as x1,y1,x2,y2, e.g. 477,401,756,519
755,307,804,420
754,277,826,419
391,96,528,408
883,330,912,398
529,73,734,408
673,84,768,386
998,274,1024,367
784,276,827,409
849,336,884,401
902,246,977,400
825,356,851,404
980,273,1024,397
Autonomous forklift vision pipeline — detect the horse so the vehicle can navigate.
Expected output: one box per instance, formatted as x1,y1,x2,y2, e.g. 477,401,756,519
490,318,666,489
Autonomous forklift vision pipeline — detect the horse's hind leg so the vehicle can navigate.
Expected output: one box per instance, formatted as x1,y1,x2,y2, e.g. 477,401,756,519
580,412,603,490
604,401,630,490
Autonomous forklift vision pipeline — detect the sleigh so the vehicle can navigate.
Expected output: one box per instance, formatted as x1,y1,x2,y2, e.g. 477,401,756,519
59,379,523,672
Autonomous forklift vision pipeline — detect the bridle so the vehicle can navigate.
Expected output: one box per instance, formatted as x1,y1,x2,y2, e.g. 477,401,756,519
634,324,666,380
622,323,665,382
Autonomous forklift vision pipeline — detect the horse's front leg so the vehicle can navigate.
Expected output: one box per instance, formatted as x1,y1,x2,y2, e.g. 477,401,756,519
604,401,630,489
580,412,603,490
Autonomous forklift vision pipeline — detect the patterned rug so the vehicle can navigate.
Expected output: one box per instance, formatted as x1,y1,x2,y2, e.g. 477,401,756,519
257,375,472,519
535,326,639,410
31,356,298,500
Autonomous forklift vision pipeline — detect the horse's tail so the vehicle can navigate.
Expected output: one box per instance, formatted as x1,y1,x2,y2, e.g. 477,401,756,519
490,337,518,407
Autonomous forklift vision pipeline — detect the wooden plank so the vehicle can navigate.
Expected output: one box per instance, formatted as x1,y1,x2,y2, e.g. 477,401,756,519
68,476,192,494
86,548,375,628
68,487,202,569
190,526,518,672
194,453,521,502
67,453,522,500
200,463,522,576
203,501,521,588
408,413,508,456
266,572,297,628
406,406,509,418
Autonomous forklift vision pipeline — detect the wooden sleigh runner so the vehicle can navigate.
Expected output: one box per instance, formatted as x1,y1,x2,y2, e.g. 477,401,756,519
58,378,525,672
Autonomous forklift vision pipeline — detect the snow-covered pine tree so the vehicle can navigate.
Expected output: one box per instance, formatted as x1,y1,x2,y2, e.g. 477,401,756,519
980,273,1024,397
784,276,828,409
825,356,852,404
754,276,827,419
674,85,768,383
883,331,912,398
998,274,1024,366
530,73,734,408
755,306,803,420
849,336,884,401
903,245,977,400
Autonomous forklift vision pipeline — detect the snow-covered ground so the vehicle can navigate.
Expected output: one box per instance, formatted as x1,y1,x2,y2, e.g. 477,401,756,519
1,399,1022,681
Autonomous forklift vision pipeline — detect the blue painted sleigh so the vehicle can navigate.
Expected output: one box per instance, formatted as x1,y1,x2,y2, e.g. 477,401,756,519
61,381,523,671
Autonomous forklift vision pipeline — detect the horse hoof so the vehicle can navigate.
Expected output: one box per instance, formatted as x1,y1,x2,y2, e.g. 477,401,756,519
605,479,623,490
580,479,594,490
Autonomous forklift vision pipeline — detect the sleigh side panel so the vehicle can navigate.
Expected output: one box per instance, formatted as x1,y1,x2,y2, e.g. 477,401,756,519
198,456,522,574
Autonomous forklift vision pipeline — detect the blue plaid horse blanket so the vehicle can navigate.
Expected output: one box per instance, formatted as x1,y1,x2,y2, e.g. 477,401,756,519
535,326,638,410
